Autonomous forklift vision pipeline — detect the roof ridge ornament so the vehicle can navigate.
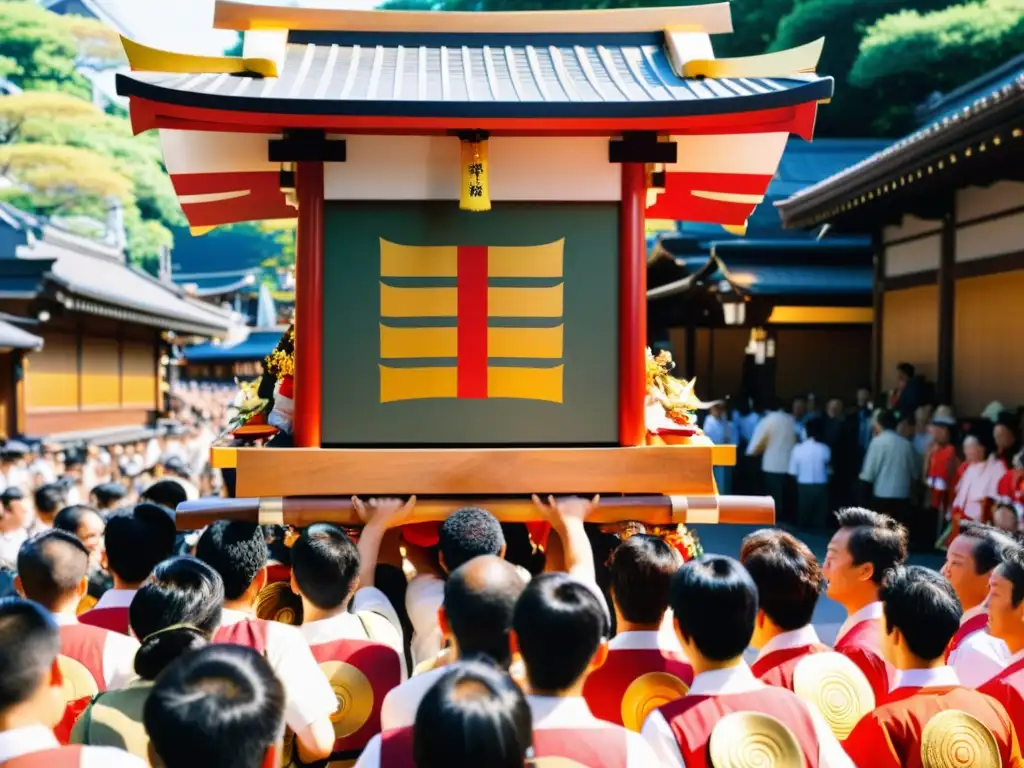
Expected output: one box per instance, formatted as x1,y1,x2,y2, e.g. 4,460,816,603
681,38,825,79
120,35,280,78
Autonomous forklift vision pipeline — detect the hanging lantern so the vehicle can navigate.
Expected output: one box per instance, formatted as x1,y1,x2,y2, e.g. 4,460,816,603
460,133,490,212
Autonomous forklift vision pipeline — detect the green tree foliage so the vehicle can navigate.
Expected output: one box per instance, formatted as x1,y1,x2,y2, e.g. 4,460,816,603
851,0,1024,134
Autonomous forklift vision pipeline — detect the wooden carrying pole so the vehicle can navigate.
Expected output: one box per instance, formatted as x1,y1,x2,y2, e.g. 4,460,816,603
174,495,774,531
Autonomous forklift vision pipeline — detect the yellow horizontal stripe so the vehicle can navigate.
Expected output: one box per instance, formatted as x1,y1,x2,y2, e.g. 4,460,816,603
379,240,458,277
379,366,457,403
487,326,563,358
488,366,564,403
488,240,564,278
768,306,874,325
380,284,457,317
380,326,457,358
488,286,563,318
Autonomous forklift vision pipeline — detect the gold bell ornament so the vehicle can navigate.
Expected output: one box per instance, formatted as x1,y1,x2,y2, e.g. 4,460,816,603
460,133,491,212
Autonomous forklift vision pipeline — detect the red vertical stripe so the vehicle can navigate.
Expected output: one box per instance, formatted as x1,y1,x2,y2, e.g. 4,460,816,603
457,245,488,398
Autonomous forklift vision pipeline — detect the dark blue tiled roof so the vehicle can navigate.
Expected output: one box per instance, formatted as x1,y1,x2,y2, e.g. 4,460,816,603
184,329,282,362
917,54,1024,125
117,32,833,118
674,256,871,296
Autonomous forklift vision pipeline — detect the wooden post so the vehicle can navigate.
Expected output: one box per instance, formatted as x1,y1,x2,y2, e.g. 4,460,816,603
871,230,885,396
294,161,325,448
937,196,956,406
619,162,647,446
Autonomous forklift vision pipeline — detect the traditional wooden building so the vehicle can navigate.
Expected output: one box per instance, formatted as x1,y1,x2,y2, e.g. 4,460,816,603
779,56,1024,416
0,202,236,443
649,138,888,403
182,327,284,382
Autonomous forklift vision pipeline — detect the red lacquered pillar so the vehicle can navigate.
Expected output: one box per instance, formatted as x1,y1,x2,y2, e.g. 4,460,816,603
293,161,325,448
619,162,647,447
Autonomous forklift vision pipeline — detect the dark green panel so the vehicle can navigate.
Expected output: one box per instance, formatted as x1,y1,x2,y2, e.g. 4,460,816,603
321,201,619,446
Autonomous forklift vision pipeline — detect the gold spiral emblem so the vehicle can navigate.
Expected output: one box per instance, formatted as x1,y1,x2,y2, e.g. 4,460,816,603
254,581,303,626
57,655,99,701
791,651,875,739
708,711,803,768
320,661,375,739
920,709,1000,768
620,672,690,731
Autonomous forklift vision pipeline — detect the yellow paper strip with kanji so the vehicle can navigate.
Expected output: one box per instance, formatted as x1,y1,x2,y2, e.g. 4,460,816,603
380,326,458,358
488,366,564,403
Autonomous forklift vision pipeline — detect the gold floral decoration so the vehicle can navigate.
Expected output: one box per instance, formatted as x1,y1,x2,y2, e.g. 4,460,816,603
646,348,701,426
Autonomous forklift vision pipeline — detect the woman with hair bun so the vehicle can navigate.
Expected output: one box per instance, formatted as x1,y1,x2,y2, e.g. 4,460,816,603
70,556,224,759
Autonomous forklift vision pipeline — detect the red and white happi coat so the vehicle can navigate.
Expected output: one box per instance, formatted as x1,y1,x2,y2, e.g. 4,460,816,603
833,603,896,705
78,589,135,637
582,631,694,728
750,625,830,691
980,650,1024,733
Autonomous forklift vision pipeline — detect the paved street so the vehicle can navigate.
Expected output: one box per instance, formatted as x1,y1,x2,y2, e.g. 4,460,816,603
690,523,944,648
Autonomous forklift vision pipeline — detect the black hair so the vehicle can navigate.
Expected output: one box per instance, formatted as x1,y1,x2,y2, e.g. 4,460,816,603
439,508,505,573
880,566,962,661
196,521,268,601
91,482,128,509
741,529,822,631
999,547,1024,607
16,530,89,609
897,362,916,378
876,409,899,432
1,487,23,507
291,524,359,611
444,556,526,669
33,483,66,517
144,644,284,768
671,555,757,662
52,505,103,536
104,503,177,586
131,556,224,680
608,535,681,625
958,521,1016,575
413,661,531,768
263,525,291,567
0,597,60,712
804,416,825,442
834,507,909,584
512,573,608,693
141,480,188,513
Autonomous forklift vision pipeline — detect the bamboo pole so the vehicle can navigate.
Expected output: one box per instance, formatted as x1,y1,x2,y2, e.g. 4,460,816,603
174,495,774,530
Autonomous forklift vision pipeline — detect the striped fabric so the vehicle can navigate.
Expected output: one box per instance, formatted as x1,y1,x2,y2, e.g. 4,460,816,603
378,239,564,403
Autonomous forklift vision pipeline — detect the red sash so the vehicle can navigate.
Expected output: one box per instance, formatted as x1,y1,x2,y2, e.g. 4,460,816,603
751,644,829,691
980,656,1024,734
835,620,895,705
307,637,403,760
379,726,415,768
944,612,989,661
660,688,820,768
212,617,271,655
582,648,693,727
59,624,108,693
78,607,130,636
2,745,84,767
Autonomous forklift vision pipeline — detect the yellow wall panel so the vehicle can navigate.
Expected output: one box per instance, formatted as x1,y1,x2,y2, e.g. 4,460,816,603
488,365,564,403
379,240,458,277
25,332,78,411
81,337,120,408
487,326,563,358
380,284,457,317
379,365,457,402
882,285,938,382
488,286,563,318
380,325,458,358
487,241,564,278
122,342,156,408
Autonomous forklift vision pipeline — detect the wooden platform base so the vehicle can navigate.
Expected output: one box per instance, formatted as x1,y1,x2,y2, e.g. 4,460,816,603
212,442,735,498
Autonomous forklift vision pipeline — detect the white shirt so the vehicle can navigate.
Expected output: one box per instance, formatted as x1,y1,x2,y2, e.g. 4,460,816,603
788,439,831,485
640,664,853,768
405,573,446,670
298,586,407,681
379,664,447,731
947,605,1009,688
953,457,1005,521
835,601,884,646
91,588,136,612
754,625,822,663
219,608,338,733
53,613,139,690
610,629,686,654
747,411,798,474
0,725,146,767
892,665,960,690
0,527,27,571
702,414,733,447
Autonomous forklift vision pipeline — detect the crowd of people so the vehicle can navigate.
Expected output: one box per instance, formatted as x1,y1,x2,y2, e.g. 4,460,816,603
705,362,1024,552
1,470,1024,765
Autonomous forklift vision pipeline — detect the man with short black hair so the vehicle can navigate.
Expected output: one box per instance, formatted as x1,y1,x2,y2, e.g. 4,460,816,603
942,521,1013,686
0,597,144,766
79,503,176,635
641,556,852,767
982,546,1024,730
0,487,28,570
32,483,66,531
582,534,692,729
845,566,1024,766
825,507,906,703
196,520,338,764
139,480,187,514
16,531,137,691
144,644,284,768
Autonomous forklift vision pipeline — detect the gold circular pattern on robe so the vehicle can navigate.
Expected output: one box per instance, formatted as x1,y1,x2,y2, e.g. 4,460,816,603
320,661,375,739
621,672,690,732
253,581,303,626
791,651,875,740
920,709,1000,768
708,711,803,768
57,655,99,701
